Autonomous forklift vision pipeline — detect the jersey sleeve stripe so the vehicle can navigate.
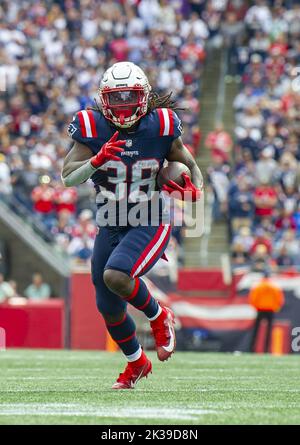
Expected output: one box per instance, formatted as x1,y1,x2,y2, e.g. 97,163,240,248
77,111,87,137
162,108,170,136
87,110,98,137
157,108,165,136
167,109,174,136
81,110,93,137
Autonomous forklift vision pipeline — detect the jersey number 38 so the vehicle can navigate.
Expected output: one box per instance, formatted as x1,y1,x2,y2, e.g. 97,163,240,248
97,159,160,200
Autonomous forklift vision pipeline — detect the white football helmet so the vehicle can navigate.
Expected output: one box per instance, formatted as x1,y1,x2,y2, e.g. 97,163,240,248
98,62,151,129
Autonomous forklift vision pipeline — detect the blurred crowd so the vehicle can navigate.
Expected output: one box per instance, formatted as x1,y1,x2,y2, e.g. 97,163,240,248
207,0,300,272
3,0,300,274
0,0,226,265
0,272,51,302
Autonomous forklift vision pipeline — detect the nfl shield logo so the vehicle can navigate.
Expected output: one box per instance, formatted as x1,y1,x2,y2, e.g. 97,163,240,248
125,140,133,148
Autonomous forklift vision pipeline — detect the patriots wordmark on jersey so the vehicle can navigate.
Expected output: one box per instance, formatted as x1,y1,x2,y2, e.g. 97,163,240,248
68,107,183,226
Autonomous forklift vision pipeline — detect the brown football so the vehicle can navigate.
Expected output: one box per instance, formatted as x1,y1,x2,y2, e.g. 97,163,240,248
156,161,191,188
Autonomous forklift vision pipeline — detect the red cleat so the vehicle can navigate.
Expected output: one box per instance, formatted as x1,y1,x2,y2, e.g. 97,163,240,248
150,306,176,361
112,352,152,390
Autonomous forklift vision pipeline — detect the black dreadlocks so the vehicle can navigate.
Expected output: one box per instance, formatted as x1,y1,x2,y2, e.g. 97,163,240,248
147,91,184,112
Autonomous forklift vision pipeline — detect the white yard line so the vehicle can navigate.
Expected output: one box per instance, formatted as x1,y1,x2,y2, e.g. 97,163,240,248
1,376,99,380
0,403,218,420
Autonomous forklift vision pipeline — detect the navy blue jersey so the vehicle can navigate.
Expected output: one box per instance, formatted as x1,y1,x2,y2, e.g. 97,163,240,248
67,108,182,226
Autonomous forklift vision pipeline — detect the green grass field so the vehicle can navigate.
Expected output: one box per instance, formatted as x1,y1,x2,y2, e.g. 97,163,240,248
0,349,299,425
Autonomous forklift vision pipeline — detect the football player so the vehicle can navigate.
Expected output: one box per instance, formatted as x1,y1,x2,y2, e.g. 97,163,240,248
62,62,203,389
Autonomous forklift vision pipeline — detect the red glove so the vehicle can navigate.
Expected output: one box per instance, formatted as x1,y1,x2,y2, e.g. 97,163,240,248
91,131,126,168
162,172,202,201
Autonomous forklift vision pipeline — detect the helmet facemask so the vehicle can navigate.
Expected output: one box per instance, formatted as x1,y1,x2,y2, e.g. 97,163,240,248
99,86,149,128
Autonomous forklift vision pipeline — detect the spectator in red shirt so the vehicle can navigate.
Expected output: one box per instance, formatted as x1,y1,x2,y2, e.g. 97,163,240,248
110,39,129,62
205,123,233,163
250,229,272,255
180,35,206,63
254,182,278,218
31,176,56,215
54,184,78,215
265,49,285,79
275,209,297,232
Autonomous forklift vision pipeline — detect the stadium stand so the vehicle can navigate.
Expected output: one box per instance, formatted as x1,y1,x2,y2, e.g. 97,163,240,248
0,0,222,266
1,0,300,278
228,0,300,270
205,0,300,272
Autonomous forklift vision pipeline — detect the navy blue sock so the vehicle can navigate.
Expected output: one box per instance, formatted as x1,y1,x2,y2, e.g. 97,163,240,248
126,278,159,319
105,312,140,357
